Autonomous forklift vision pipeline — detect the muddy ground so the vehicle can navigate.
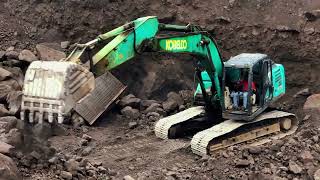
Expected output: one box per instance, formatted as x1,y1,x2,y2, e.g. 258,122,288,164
1,0,320,180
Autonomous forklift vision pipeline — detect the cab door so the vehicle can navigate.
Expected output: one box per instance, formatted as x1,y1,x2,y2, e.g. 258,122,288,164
260,59,273,106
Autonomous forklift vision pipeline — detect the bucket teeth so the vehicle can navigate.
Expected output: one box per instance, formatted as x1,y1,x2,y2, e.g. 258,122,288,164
21,61,95,124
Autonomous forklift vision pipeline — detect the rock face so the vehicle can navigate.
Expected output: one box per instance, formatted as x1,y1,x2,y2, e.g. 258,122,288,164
18,49,38,62
36,43,66,61
0,153,21,180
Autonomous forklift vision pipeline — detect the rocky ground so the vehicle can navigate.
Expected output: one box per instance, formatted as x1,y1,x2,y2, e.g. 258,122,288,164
1,0,320,180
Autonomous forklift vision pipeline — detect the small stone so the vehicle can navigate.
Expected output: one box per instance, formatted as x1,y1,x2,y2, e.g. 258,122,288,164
60,171,72,180
65,159,80,175
143,103,162,114
82,134,92,141
178,105,186,111
146,112,160,119
71,113,85,128
123,175,135,180
215,16,231,23
121,106,140,119
30,151,41,160
80,139,88,146
299,151,314,164
119,94,141,108
314,169,320,180
248,146,262,154
98,166,107,173
288,161,303,174
304,27,316,35
140,100,158,110
229,0,236,7
235,159,251,167
60,41,70,49
222,151,229,158
303,115,311,121
18,49,38,62
48,157,59,164
128,122,138,129
82,146,93,156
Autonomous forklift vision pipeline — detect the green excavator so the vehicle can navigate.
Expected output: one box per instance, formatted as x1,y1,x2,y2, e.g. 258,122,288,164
21,16,297,156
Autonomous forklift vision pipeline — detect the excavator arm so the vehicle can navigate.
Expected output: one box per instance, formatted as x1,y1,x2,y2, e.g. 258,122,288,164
89,16,224,109
21,16,224,124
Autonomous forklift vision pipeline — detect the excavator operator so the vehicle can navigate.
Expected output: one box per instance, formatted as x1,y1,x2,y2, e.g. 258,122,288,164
230,71,256,110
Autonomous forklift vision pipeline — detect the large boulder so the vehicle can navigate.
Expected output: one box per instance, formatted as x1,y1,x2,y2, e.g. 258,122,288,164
0,67,12,81
0,80,21,102
0,104,10,117
18,49,38,62
162,100,178,112
303,94,320,121
0,153,21,180
4,128,23,147
1,67,24,88
0,141,14,155
5,50,19,60
0,116,18,133
167,92,184,106
6,91,23,115
36,43,66,61
304,94,320,112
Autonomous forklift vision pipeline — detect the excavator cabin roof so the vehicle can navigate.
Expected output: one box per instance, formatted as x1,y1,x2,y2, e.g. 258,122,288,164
224,53,268,68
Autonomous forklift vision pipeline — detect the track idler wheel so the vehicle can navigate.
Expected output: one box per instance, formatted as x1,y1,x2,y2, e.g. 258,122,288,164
280,118,292,131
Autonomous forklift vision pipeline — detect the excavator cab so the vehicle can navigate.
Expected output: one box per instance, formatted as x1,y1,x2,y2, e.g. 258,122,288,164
223,53,284,121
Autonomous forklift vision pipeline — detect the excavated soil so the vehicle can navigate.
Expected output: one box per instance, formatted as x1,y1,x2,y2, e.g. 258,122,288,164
1,0,320,179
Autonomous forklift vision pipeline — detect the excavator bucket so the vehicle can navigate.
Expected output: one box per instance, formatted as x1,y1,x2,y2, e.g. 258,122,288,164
21,61,125,124
21,61,95,124
74,71,126,125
